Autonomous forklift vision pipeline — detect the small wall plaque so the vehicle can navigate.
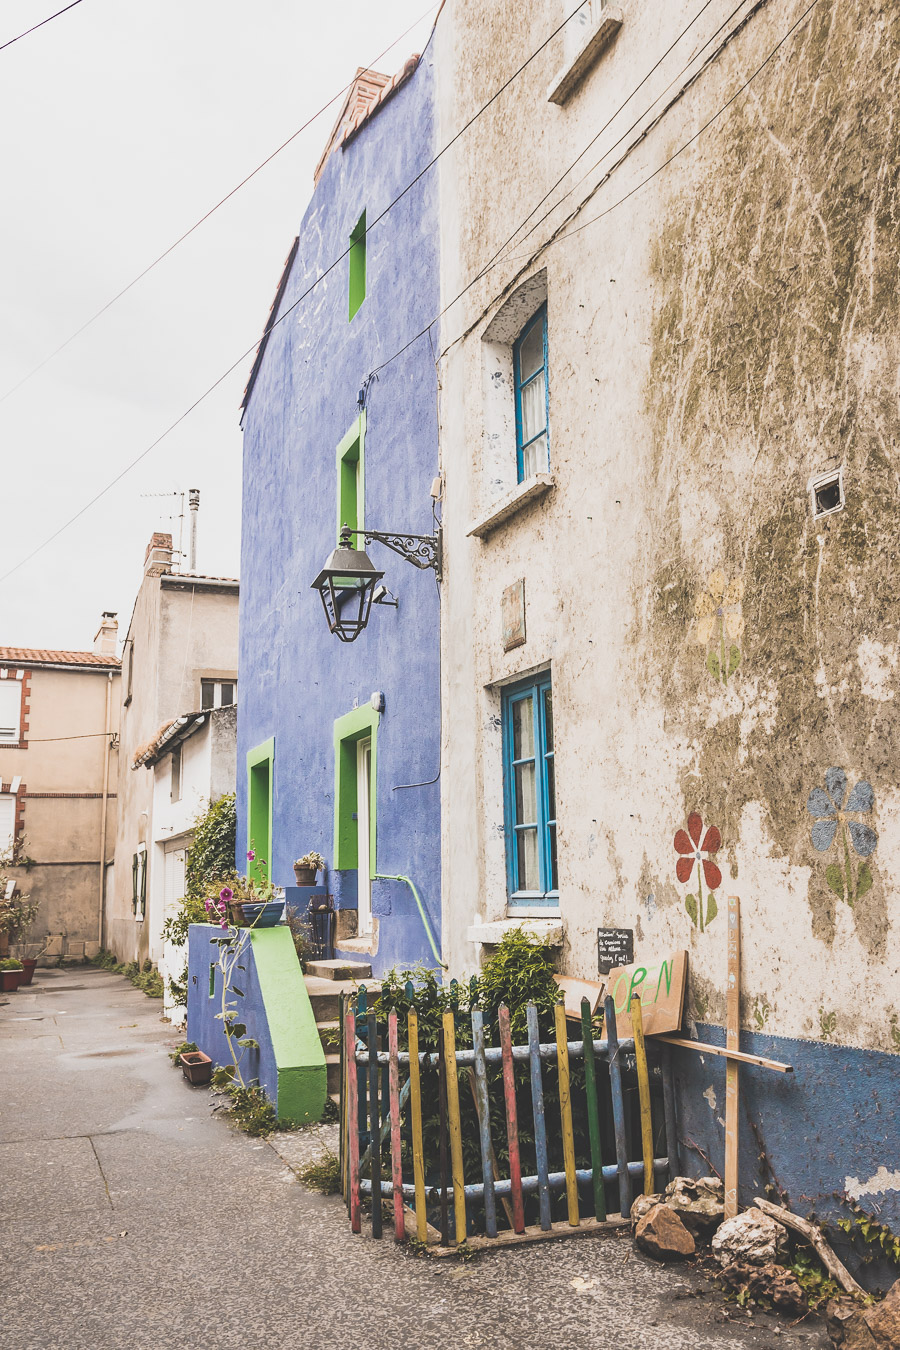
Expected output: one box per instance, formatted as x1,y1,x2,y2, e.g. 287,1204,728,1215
597,927,634,975
501,579,526,651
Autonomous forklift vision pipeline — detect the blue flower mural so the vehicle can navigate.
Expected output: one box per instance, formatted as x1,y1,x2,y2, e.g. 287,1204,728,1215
807,768,877,905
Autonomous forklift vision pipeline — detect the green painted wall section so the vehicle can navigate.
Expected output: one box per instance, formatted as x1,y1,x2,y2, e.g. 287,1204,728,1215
348,209,366,320
336,411,365,542
246,737,274,883
333,703,379,871
250,926,326,1124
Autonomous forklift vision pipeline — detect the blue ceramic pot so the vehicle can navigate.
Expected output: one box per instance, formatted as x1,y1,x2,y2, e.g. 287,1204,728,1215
240,900,285,929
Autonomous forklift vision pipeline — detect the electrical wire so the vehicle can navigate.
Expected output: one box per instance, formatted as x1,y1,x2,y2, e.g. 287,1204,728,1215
0,0,440,405
369,0,816,379
0,0,85,55
0,0,818,586
0,4,588,586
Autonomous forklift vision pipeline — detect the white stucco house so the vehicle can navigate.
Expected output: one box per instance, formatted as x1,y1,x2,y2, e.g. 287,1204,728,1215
133,703,237,1024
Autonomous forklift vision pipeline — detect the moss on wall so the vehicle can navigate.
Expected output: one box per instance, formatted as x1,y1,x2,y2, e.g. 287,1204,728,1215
642,0,900,961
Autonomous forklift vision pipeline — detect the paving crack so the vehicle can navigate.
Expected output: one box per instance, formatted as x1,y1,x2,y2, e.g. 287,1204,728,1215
88,1135,113,1208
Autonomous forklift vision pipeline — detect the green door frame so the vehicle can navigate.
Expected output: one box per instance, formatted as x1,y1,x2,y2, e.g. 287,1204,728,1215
246,737,275,884
333,705,379,876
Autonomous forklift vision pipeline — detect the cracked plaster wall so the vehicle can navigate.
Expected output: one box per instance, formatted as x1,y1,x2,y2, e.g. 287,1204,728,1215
437,0,900,1060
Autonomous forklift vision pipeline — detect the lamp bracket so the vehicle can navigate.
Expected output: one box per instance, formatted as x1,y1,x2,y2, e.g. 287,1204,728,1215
349,526,442,580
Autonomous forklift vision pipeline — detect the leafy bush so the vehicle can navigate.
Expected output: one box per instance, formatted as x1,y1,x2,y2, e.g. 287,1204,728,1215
297,1150,341,1193
169,1040,198,1066
212,1082,297,1137
91,951,164,999
161,793,237,1003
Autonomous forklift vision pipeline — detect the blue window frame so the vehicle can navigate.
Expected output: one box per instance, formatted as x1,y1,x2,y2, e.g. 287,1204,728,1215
513,304,549,483
503,674,557,907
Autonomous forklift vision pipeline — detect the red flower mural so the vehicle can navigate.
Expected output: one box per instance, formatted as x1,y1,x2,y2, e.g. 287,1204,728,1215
674,812,722,931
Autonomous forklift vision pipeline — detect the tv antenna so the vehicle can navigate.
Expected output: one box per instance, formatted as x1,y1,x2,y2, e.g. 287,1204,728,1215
140,490,186,569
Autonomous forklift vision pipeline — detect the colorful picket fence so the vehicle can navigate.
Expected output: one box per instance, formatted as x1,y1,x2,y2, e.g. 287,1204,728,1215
339,988,679,1248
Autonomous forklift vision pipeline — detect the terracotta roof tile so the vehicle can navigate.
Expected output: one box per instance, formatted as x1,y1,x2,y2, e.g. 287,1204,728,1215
0,647,120,668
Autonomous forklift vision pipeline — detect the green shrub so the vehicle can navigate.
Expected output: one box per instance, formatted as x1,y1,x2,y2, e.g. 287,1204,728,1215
169,1040,198,1066
0,957,23,970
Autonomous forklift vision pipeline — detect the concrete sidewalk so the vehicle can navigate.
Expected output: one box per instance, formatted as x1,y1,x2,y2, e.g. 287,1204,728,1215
0,968,827,1350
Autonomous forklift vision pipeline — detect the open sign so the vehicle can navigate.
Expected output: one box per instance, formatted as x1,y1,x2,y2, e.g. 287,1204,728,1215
605,950,688,1037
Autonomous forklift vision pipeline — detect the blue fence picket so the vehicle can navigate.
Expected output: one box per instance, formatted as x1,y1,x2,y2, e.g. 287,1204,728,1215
526,1003,552,1231
604,994,631,1218
471,1008,497,1238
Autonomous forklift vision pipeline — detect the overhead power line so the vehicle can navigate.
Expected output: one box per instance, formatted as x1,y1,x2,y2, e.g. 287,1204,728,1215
0,5,586,586
0,0,440,404
0,0,818,586
0,0,85,54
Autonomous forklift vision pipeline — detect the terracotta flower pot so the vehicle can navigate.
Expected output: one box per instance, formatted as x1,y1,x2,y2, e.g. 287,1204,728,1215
20,959,37,985
180,1051,213,1085
293,865,317,886
1,970,21,992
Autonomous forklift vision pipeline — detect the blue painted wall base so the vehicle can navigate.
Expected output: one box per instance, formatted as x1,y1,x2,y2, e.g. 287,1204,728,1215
186,923,326,1124
673,1023,900,1288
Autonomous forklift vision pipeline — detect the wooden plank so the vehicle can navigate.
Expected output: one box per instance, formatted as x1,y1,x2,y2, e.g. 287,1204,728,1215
580,995,606,1221
442,1009,467,1246
604,994,631,1218
429,1214,630,1257
753,1198,864,1296
631,995,655,1197
367,1010,382,1239
402,1202,442,1246
605,950,688,1037
527,1003,552,1231
344,1006,361,1234
555,1001,579,1226
655,1035,792,1073
407,1009,428,1243
437,1026,450,1246
725,895,740,1220
472,1009,498,1238
555,974,604,1019
499,1004,525,1233
388,1010,405,1242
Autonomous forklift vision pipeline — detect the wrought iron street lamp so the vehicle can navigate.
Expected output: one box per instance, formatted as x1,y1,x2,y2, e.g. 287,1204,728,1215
311,523,442,642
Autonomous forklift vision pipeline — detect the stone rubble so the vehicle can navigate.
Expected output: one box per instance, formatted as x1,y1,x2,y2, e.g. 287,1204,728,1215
711,1209,790,1267
664,1175,725,1239
634,1202,697,1261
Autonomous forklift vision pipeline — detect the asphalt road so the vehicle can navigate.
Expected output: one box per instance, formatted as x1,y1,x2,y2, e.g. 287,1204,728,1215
0,967,829,1350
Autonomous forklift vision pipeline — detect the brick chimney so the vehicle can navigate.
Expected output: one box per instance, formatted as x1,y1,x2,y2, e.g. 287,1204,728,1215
144,532,173,577
93,611,118,657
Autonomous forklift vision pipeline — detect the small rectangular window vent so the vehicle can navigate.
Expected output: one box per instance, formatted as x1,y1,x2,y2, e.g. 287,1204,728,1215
810,469,844,519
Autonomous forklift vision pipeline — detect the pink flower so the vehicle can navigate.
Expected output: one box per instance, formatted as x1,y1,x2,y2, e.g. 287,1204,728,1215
219,887,234,902
247,849,255,861
204,898,211,913
219,919,228,929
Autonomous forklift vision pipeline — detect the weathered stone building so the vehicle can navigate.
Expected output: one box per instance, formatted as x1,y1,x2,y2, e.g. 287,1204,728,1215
435,0,899,1237
107,533,238,965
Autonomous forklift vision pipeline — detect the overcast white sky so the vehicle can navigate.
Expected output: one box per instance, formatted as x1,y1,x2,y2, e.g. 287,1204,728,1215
0,0,437,650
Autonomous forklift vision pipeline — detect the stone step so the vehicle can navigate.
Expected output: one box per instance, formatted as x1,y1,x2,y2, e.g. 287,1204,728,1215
305,959,373,981
316,1018,340,1049
304,975,379,1023
325,1052,341,1094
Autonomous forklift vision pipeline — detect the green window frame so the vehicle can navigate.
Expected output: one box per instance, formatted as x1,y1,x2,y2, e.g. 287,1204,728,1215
333,705,379,874
246,738,274,885
336,412,366,543
348,210,367,320
502,675,557,907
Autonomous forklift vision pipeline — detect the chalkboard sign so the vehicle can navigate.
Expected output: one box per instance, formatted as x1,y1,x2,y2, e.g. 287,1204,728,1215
597,928,634,975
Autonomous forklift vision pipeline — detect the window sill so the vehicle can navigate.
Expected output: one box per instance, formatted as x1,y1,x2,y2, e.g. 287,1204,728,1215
547,7,623,106
466,917,563,947
467,474,555,540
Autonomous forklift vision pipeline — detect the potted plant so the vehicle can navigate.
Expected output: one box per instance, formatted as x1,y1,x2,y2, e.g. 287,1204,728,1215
180,1049,213,1085
293,852,325,886
8,898,41,983
0,957,23,992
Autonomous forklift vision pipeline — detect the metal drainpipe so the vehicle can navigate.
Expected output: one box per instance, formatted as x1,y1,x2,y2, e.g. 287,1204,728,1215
373,872,446,969
97,671,113,950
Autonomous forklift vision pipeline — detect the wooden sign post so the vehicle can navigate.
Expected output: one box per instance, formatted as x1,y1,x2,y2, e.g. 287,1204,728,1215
656,897,793,1217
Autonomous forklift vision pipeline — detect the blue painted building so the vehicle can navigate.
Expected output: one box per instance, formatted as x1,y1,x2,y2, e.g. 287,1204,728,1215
237,49,442,977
